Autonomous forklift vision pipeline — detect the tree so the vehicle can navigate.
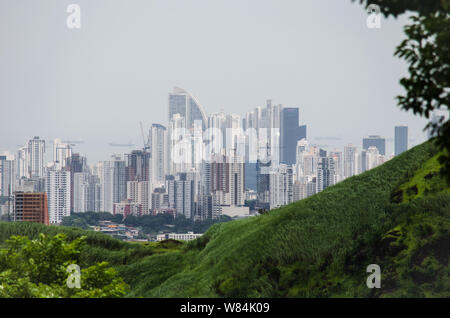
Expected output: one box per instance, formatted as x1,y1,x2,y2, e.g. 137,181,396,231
0,233,129,298
353,1,450,182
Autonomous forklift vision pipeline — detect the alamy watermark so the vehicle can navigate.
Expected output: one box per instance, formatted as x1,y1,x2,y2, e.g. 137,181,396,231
366,4,381,29
66,264,81,289
66,4,81,29
366,264,381,288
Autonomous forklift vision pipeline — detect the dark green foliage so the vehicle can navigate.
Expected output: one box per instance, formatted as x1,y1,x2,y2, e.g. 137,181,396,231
0,222,154,267
0,233,129,297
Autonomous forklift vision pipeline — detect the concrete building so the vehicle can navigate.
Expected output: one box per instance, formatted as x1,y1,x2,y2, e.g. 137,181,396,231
127,180,151,215
0,154,15,197
113,199,142,218
28,136,45,178
73,172,90,212
269,164,293,209
13,191,49,225
156,231,202,242
344,145,357,179
149,123,169,188
316,157,336,193
46,168,71,224
53,138,72,169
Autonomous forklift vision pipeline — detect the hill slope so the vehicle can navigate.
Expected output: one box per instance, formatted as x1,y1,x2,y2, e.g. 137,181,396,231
1,141,448,297
118,141,449,297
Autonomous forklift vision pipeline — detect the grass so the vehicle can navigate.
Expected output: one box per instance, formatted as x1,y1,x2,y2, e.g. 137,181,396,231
117,140,449,297
1,140,448,297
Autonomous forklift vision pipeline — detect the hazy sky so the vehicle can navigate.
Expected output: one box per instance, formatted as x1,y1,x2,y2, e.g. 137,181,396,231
0,0,429,163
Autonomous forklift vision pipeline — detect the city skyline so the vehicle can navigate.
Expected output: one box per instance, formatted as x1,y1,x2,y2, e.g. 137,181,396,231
1,86,423,165
0,0,429,163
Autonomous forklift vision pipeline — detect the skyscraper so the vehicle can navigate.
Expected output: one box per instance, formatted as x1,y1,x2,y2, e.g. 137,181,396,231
28,136,45,178
53,138,72,169
280,108,307,165
125,150,150,182
269,164,293,209
395,126,408,156
16,146,29,179
0,154,15,197
149,123,169,187
362,135,386,156
46,167,71,224
98,161,114,213
344,145,357,178
168,87,207,130
73,172,89,212
66,153,87,212
112,155,127,205
316,157,336,193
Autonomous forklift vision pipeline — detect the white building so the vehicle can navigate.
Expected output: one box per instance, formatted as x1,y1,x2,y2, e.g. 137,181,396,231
269,164,293,209
344,144,357,179
28,136,45,178
149,124,169,188
73,172,89,212
316,157,336,193
16,146,29,179
0,153,15,197
47,168,71,224
98,161,114,213
127,180,151,215
53,138,72,169
366,146,380,170
156,231,202,242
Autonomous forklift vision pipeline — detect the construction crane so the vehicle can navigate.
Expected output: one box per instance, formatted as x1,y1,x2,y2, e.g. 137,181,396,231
140,122,150,152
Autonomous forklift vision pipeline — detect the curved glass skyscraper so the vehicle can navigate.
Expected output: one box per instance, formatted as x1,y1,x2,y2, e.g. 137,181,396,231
168,87,207,129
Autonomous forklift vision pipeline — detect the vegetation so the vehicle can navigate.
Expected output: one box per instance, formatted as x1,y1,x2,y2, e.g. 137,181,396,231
61,212,232,236
115,141,449,297
0,141,448,298
0,233,128,297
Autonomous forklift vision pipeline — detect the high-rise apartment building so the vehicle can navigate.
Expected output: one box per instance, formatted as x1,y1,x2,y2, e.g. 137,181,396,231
73,172,89,212
316,157,336,193
149,124,169,188
28,136,45,178
16,146,29,179
53,139,72,169
269,164,293,209
46,168,71,224
125,150,150,182
344,145,357,179
127,180,151,215
66,153,87,212
98,161,114,213
0,154,15,197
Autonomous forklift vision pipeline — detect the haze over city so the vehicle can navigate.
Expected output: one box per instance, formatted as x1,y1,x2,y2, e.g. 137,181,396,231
0,0,429,163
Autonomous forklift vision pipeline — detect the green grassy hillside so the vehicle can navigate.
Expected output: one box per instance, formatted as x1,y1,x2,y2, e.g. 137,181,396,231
1,141,449,297
117,141,449,297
